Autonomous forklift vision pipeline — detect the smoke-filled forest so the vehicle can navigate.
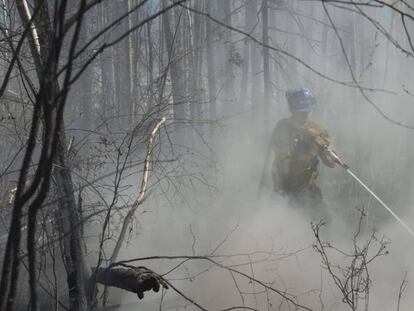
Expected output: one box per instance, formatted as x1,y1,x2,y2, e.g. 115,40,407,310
1,0,414,310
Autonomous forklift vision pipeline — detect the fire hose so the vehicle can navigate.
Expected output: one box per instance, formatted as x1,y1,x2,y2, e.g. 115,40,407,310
324,146,414,239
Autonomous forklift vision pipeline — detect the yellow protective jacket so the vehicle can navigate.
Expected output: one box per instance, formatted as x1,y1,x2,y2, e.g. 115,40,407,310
271,117,336,193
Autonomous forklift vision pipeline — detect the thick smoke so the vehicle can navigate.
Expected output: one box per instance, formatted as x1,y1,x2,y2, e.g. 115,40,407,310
83,1,414,310
97,108,413,310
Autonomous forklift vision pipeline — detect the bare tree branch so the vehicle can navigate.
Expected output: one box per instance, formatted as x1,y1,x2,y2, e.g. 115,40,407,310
110,117,166,263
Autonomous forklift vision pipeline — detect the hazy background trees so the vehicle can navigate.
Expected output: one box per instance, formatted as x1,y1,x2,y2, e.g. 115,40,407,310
0,0,414,310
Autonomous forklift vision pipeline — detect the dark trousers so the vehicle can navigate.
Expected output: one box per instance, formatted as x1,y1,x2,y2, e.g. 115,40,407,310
281,185,331,223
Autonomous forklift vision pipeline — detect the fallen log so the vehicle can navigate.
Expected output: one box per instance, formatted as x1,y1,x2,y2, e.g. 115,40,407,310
93,266,168,299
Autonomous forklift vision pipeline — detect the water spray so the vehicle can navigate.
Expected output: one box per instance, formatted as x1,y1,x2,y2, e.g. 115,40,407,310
325,146,414,239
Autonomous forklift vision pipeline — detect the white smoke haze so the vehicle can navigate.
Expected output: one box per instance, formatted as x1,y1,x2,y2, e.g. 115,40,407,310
82,2,414,310
2,1,414,310
91,29,414,307
91,106,414,310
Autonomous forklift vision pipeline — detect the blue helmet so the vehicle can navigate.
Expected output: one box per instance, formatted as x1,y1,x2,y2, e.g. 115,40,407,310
286,86,316,112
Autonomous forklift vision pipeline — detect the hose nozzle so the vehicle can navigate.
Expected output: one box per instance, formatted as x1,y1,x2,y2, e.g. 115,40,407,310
323,145,349,169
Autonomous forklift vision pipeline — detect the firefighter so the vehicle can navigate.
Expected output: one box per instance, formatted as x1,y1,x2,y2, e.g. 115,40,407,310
271,86,337,208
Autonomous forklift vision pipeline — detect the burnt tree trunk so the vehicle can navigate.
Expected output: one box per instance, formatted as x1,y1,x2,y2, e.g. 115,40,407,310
162,0,186,133
262,0,270,128
218,0,236,115
99,1,116,119
205,0,217,135
23,1,91,310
